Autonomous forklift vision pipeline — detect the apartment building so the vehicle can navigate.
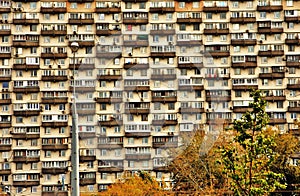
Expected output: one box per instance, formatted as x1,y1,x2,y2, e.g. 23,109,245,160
0,0,299,194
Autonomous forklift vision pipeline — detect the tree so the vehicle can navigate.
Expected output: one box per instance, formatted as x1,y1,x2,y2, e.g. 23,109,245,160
219,90,286,195
99,171,168,196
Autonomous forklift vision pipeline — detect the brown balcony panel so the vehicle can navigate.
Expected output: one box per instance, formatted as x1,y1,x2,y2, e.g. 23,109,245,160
287,84,300,90
95,97,123,103
42,144,68,150
0,76,11,81
257,5,283,11
96,52,122,58
13,41,39,47
232,85,258,90
150,52,176,57
42,121,68,127
152,119,177,125
123,40,148,47
42,75,68,81
11,133,40,139
0,169,11,175
13,110,40,116
68,19,94,24
124,63,149,69
151,74,176,80
125,108,150,114
233,106,251,113
97,75,122,81
13,19,39,24
69,63,95,70
231,39,257,45
149,7,175,12
0,8,10,12
80,155,96,162
203,6,229,12
69,86,95,92
259,72,285,79
13,64,39,70
269,118,287,124
176,18,202,23
207,51,230,57
203,29,229,35
153,166,168,172
0,144,11,151
42,168,67,174
124,86,150,91
0,53,11,59
288,107,300,112
263,96,286,101
286,62,300,67
232,62,257,68
180,108,205,113
77,109,95,115
41,53,68,59
42,97,68,104
125,132,151,137
96,29,111,36
98,120,123,127
41,30,67,36
97,143,123,149
42,191,68,196
123,19,148,24
0,30,11,35
13,156,40,162
153,142,178,148
79,41,95,47
95,7,121,13
285,16,300,22
230,17,256,23
178,63,203,69
152,96,177,102
258,50,284,56
98,166,124,172
176,40,202,46
13,181,39,186
285,39,300,44
150,29,175,35
258,27,284,34
0,99,11,104
0,122,11,128
80,178,96,185
40,7,67,13
125,154,151,160
123,0,147,2
79,132,96,138
13,86,40,93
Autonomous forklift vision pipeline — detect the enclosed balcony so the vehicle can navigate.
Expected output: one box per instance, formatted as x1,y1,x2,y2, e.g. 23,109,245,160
13,179,40,186
0,7,11,13
97,69,122,81
285,37,300,45
13,110,41,116
42,144,68,151
230,17,256,23
13,59,40,70
125,102,150,115
11,131,40,140
288,106,300,112
123,40,149,47
0,143,11,151
259,67,286,79
80,155,96,162
98,119,123,127
203,5,229,12
285,16,300,22
231,56,257,68
96,29,121,36
177,17,202,23
95,7,121,13
98,166,124,172
231,39,257,45
42,97,68,104
95,97,123,104
96,45,122,58
79,172,96,185
0,121,11,128
0,168,11,175
42,167,68,174
68,18,94,24
42,121,68,127
41,25,67,36
125,154,151,160
125,131,151,137
150,46,176,57
13,17,39,24
13,86,40,93
287,80,300,90
149,7,175,13
203,28,229,35
151,73,176,80
150,29,175,35
0,29,11,36
13,155,40,162
40,7,67,13
123,12,148,24
257,5,283,11
258,50,284,57
152,136,178,148
41,52,68,59
152,119,178,126
41,75,68,82
179,107,205,114
152,91,177,103
13,39,39,47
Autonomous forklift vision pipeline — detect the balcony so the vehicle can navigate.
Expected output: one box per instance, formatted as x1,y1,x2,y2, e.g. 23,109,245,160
269,118,286,124
42,144,68,150
13,63,39,70
41,53,68,59
95,97,122,104
40,7,67,13
125,154,151,160
149,7,175,13
205,73,230,80
13,86,40,93
77,109,95,115
206,95,231,102
152,119,178,126
69,86,95,93
95,7,121,13
203,6,229,12
257,5,283,11
98,166,124,172
0,53,10,58
178,61,203,69
0,29,11,35
124,108,150,115
13,18,39,24
0,122,11,128
0,169,11,175
176,18,202,23
258,50,284,57
68,40,95,48
0,8,10,13
80,155,96,162
98,143,123,149
42,97,68,104
42,121,68,127
41,75,68,81
150,52,176,58
287,83,300,90
123,18,148,24
0,144,11,151
96,29,121,36
285,38,300,45
232,84,258,90
286,61,300,67
257,27,283,34
288,106,300,112
0,98,11,105
79,132,96,138
11,132,40,139
13,156,40,162
13,40,39,47
42,167,68,174
69,63,95,70
203,29,229,35
0,75,11,81
98,119,123,127
13,110,41,116
124,85,150,91
41,29,67,36
125,132,151,137
231,39,257,45
153,141,178,148
285,16,300,22
123,40,148,47
230,17,256,23
178,84,204,91
152,96,177,103
68,18,94,24
96,51,122,58
151,74,176,80
124,63,149,69
263,96,286,102
80,178,96,185
97,74,122,81
233,106,251,113
150,29,175,35
205,51,230,57
13,180,39,186
179,107,205,114
177,40,202,46
232,61,257,68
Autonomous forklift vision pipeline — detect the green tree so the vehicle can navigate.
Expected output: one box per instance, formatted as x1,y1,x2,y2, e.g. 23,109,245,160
219,90,286,195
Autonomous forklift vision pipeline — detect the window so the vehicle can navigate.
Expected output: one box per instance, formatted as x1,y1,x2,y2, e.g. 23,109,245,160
179,2,185,8
192,2,199,8
142,137,148,144
179,24,186,31
16,163,23,170
220,13,226,19
235,91,242,97
152,13,158,20
139,2,146,9
206,13,212,19
125,2,132,9
70,3,77,8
